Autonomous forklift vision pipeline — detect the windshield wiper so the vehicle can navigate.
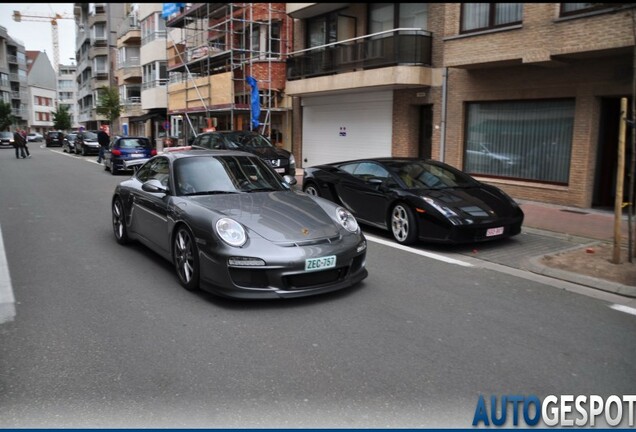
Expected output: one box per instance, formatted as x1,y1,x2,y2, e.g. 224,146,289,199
184,190,239,196
244,187,278,193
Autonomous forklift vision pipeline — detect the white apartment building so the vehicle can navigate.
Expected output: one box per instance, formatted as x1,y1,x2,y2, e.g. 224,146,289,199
26,51,56,134
58,63,80,130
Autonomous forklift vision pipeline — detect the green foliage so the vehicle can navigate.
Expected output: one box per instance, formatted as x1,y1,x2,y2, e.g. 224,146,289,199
0,101,15,131
95,86,122,127
53,105,72,131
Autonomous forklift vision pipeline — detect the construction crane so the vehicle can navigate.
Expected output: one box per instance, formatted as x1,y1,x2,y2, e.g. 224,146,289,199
12,10,75,74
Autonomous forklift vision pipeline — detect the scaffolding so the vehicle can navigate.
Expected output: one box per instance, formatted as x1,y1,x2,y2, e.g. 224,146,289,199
165,3,291,145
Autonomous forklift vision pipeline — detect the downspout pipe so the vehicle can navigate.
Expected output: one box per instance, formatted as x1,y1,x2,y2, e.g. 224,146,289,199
439,67,449,162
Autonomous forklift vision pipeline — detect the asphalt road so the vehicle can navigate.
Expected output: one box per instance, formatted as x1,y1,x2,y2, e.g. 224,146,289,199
0,145,634,428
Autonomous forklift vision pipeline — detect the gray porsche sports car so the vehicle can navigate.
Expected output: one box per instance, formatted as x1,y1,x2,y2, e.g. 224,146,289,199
111,149,368,299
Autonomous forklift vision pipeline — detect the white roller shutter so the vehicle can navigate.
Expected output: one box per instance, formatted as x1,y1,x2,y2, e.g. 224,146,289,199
301,91,393,167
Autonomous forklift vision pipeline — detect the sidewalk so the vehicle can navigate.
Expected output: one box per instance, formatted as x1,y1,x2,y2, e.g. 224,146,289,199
518,199,636,297
519,199,631,242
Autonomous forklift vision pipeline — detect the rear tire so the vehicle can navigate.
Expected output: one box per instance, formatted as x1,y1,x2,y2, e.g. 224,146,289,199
390,203,418,245
303,181,320,197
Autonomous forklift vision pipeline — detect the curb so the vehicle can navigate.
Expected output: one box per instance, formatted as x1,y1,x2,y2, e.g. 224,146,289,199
527,254,636,298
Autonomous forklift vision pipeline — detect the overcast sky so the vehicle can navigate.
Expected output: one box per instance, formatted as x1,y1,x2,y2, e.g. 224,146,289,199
0,3,76,67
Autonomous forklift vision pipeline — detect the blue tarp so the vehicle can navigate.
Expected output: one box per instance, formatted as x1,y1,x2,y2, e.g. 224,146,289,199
162,3,185,19
246,76,260,130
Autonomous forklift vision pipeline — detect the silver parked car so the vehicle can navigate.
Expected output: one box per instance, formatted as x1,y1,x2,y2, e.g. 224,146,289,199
0,131,14,148
111,149,368,299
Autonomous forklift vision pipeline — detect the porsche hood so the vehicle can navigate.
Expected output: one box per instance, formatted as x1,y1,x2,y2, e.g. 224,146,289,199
192,191,344,242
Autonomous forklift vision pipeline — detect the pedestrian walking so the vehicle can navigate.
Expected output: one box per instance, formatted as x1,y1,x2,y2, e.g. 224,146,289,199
20,130,31,158
96,125,109,163
13,129,30,159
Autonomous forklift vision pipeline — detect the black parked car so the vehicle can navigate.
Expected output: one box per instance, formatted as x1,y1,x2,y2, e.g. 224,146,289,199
45,131,64,147
190,130,296,176
303,157,524,245
62,133,78,154
111,149,367,299
74,130,100,155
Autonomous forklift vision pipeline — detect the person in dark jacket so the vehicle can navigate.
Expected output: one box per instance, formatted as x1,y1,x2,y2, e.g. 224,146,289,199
96,125,110,163
13,130,30,159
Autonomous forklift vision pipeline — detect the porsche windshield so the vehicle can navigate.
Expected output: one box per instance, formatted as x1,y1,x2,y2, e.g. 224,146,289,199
174,155,286,196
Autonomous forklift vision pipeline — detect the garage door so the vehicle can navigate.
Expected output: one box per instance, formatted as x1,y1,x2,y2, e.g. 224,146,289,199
301,90,393,167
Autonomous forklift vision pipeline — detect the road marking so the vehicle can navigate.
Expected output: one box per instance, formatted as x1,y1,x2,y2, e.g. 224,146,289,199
365,234,474,267
609,304,636,316
0,225,16,324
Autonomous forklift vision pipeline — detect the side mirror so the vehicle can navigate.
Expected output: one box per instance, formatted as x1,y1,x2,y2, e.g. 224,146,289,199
142,179,168,194
283,174,297,186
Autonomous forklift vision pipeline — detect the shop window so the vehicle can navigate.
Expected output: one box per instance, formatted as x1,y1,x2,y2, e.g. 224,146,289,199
464,99,575,184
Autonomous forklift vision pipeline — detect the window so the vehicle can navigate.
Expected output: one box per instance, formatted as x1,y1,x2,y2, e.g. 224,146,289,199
560,3,616,16
92,23,107,41
143,61,168,88
369,3,428,34
352,162,390,181
118,47,140,68
307,12,338,47
141,12,166,44
464,99,575,184
250,22,282,57
94,56,108,73
461,3,522,33
59,79,74,89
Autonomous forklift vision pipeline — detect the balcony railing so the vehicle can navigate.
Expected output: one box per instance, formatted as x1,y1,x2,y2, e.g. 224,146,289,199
122,96,141,106
142,79,168,90
119,57,141,69
286,28,432,81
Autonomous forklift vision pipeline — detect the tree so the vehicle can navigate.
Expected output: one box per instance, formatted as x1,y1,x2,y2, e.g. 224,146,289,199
52,105,72,131
95,86,122,130
0,101,15,131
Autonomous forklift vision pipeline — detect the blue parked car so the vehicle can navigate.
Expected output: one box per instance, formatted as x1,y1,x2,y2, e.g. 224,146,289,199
103,136,156,175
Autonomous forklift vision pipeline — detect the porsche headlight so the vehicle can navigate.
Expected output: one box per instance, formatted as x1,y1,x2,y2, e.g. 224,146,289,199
289,153,296,171
336,207,359,233
216,218,247,247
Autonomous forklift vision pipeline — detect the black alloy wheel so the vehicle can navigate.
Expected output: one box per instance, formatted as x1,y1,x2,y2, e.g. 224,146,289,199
112,198,130,245
173,226,200,291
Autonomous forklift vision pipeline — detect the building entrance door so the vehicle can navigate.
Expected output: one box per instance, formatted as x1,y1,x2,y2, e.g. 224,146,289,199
593,97,634,209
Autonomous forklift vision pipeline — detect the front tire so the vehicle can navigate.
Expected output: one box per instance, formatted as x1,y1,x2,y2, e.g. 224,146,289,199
112,197,130,245
390,203,418,245
173,226,200,291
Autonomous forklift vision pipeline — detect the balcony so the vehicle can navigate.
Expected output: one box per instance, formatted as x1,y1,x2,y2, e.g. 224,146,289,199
287,29,432,81
118,15,141,45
